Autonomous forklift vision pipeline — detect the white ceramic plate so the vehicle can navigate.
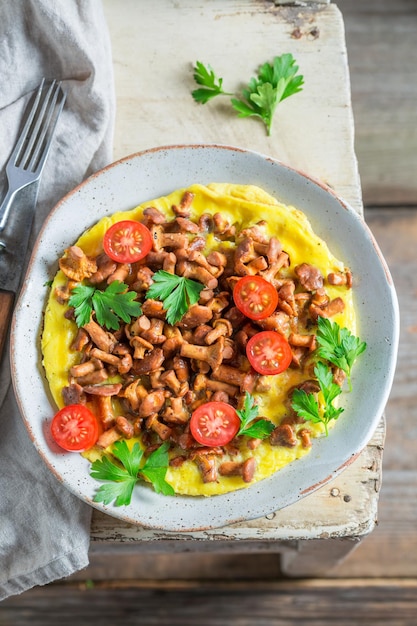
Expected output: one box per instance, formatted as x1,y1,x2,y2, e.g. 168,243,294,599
11,144,399,531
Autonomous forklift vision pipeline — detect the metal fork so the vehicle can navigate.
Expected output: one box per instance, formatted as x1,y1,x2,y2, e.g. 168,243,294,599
0,79,66,231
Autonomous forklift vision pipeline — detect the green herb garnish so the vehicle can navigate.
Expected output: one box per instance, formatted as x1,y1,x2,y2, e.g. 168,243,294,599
231,53,304,135
191,61,232,104
316,317,367,390
68,281,142,331
191,54,303,136
146,270,204,325
91,440,174,507
291,361,344,437
237,392,275,439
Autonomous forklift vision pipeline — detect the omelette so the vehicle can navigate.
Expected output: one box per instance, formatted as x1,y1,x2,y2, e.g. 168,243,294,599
42,183,357,498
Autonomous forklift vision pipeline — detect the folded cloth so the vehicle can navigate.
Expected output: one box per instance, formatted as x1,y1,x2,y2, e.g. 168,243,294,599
0,0,115,601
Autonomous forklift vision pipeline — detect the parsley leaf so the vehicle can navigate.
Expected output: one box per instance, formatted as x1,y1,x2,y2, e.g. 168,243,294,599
69,281,142,331
231,53,304,135
291,362,344,437
90,441,142,506
291,388,321,423
146,270,204,325
191,61,232,104
92,281,142,330
91,440,174,507
139,442,175,495
237,392,275,439
68,284,95,327
316,317,367,390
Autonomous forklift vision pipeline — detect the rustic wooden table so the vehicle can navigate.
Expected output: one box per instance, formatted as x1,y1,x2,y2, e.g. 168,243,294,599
94,0,384,576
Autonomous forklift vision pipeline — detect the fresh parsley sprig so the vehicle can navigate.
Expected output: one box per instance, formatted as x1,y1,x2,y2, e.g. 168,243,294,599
192,61,232,104
316,317,367,390
231,53,304,135
237,392,275,439
191,54,304,136
291,361,344,437
146,270,204,325
91,440,174,507
69,281,142,331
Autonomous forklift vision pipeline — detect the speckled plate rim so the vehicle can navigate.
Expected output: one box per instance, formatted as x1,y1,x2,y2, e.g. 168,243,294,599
10,144,399,532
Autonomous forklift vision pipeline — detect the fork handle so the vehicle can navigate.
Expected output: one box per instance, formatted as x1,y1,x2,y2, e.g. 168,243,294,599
0,290,14,359
0,187,19,231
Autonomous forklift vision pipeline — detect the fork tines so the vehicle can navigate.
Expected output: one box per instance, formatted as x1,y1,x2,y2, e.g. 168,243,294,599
14,79,66,174
0,78,66,232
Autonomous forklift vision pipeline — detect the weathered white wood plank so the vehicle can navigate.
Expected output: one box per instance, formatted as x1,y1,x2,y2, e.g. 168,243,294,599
103,0,362,213
94,0,378,554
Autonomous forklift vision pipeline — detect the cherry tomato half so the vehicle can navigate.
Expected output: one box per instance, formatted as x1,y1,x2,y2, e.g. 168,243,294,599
51,404,99,452
103,220,152,264
190,401,241,447
233,275,278,321
246,330,292,376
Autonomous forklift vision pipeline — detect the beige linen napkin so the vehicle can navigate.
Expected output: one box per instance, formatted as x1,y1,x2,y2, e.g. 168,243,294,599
0,0,115,600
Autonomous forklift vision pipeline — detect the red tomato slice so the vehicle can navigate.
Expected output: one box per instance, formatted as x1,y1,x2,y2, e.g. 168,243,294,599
103,220,152,263
51,404,99,452
233,275,278,320
246,331,292,376
190,402,241,447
